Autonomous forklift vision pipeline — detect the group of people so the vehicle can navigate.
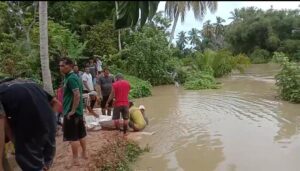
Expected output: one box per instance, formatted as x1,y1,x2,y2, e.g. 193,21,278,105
0,56,149,170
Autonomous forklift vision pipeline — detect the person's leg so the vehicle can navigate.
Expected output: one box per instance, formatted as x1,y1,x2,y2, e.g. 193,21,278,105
121,106,129,135
79,138,87,159
70,141,80,165
112,107,121,130
100,96,107,115
78,116,87,159
63,115,81,167
107,99,113,116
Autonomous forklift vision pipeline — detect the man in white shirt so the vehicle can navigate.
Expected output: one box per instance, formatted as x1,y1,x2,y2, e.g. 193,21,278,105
82,67,99,117
82,67,94,93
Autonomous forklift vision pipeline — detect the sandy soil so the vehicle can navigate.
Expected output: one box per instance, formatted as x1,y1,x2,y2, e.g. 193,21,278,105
51,130,123,171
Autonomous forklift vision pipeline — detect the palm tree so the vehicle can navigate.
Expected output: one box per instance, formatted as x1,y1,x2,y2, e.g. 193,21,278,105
228,9,240,21
214,16,225,36
165,1,217,48
176,31,188,50
39,1,53,94
202,20,214,39
115,1,122,51
188,28,201,46
114,1,160,30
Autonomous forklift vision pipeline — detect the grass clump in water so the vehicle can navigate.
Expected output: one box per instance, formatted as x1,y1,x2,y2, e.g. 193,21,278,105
184,69,221,90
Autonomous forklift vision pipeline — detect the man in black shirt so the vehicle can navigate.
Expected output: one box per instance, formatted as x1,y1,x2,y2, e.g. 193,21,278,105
97,68,114,116
0,78,58,171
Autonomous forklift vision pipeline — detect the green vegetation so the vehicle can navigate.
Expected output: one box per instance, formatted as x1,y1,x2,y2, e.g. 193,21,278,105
0,2,299,102
91,135,149,171
275,56,300,103
125,74,152,99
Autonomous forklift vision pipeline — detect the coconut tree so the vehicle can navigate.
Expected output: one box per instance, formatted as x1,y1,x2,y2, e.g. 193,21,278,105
165,1,218,48
188,28,201,46
202,20,215,40
39,1,53,94
114,1,160,30
176,31,188,50
214,16,225,36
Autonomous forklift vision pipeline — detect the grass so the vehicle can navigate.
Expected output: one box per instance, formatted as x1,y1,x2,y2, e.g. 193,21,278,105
90,134,150,171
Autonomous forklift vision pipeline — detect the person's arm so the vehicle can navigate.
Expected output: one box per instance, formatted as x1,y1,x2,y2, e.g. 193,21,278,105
0,101,6,171
106,88,114,108
97,79,103,99
67,79,81,119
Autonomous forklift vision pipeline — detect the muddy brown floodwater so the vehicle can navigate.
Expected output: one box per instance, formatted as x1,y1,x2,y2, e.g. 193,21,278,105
133,64,300,171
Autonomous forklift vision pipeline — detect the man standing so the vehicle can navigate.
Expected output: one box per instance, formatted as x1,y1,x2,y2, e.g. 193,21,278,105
73,65,83,79
106,73,130,135
0,78,57,171
88,58,97,86
81,67,98,116
59,58,87,167
98,67,114,116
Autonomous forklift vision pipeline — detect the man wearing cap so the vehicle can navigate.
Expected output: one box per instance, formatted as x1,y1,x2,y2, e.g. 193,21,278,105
106,73,130,135
129,102,147,131
139,105,149,125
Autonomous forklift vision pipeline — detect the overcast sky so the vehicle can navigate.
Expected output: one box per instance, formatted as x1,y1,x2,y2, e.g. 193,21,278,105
157,1,300,42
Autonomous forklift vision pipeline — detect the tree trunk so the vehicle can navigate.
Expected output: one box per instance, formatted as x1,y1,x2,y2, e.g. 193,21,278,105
168,12,179,48
115,1,122,51
39,1,53,94
118,30,122,51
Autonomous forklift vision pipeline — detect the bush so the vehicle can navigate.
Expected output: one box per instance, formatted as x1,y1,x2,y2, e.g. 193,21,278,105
275,57,300,103
124,74,152,99
86,20,118,57
121,26,173,86
250,48,271,64
271,52,287,64
184,70,220,90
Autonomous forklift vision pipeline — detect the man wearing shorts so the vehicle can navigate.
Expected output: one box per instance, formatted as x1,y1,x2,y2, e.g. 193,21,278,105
59,58,87,167
0,78,57,171
106,73,130,135
98,68,114,116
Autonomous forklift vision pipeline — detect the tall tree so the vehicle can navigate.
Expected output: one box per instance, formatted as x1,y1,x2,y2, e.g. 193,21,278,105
115,1,122,51
214,16,225,36
39,1,53,94
202,20,214,39
188,28,201,46
165,1,217,48
114,1,160,29
176,31,188,50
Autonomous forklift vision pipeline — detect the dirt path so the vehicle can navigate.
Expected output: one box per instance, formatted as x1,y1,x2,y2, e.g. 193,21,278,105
51,130,122,171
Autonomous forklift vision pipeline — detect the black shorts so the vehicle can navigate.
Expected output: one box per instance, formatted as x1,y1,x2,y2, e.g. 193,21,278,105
63,114,87,141
113,106,129,120
101,95,113,108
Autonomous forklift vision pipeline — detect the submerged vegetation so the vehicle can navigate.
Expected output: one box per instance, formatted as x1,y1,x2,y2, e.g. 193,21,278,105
275,55,300,103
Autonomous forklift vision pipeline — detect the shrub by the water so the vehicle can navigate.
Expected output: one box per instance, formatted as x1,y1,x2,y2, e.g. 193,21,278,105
275,57,300,103
271,52,287,64
184,70,220,90
124,74,152,99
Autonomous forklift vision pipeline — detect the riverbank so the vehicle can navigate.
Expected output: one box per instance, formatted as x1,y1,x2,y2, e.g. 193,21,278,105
51,130,147,171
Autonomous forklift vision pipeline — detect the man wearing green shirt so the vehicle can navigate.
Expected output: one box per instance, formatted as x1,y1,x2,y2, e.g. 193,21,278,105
59,58,87,167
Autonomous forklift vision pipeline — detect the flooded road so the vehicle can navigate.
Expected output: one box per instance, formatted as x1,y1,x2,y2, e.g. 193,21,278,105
133,64,300,171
